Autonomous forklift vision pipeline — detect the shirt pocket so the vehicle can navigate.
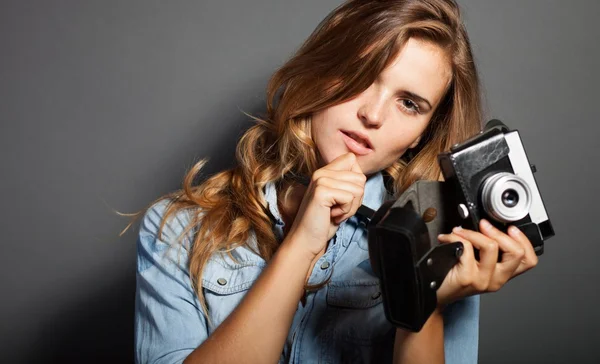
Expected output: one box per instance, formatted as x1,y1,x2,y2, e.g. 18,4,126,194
326,281,393,345
201,258,265,332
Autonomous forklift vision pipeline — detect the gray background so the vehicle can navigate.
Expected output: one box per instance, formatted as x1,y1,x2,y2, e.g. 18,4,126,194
1,0,597,363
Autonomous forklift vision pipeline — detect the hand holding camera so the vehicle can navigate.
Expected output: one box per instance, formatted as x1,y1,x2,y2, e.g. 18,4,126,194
435,218,538,308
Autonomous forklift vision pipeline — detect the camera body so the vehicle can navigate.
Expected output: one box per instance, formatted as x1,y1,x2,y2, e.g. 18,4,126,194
367,119,554,331
438,119,554,252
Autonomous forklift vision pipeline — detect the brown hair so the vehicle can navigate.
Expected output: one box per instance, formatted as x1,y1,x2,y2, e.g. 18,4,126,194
121,0,483,316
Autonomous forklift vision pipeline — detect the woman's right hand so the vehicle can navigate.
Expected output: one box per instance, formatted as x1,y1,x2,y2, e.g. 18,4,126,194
284,152,366,260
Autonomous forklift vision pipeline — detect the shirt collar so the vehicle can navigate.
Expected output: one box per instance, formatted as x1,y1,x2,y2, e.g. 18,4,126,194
263,171,392,233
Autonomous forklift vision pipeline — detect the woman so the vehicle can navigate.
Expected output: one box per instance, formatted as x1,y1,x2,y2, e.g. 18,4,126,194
130,0,538,363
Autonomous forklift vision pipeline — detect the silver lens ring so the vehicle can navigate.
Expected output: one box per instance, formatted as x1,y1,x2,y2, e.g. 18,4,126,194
481,172,532,223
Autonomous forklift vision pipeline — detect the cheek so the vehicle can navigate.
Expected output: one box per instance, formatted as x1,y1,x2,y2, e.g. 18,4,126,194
311,111,338,165
381,121,429,157
385,130,417,153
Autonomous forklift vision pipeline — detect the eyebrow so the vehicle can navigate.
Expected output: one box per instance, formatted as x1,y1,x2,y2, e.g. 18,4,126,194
399,91,432,110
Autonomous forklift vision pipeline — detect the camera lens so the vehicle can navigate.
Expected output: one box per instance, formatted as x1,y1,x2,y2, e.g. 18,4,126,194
481,172,532,223
502,189,519,207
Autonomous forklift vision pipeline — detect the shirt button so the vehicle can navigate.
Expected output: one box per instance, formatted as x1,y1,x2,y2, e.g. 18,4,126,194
371,291,381,299
320,261,330,270
217,278,227,286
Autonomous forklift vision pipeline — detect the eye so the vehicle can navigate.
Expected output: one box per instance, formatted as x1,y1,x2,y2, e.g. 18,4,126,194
399,99,420,115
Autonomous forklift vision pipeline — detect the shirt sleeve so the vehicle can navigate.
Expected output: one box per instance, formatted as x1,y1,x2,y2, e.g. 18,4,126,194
443,294,480,364
134,199,208,364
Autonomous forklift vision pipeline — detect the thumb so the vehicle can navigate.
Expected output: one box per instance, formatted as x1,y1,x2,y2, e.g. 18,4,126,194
351,157,363,175
326,152,360,172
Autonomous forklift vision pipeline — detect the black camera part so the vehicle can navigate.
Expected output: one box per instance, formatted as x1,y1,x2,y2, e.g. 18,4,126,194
438,119,555,256
367,181,464,332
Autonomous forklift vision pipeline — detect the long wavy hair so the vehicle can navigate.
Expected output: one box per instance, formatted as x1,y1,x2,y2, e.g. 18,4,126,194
121,0,483,316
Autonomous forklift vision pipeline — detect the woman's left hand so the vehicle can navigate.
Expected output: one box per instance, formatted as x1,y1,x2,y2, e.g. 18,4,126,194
436,219,539,307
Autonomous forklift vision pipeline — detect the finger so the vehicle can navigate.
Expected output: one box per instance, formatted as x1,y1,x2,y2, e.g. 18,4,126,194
507,225,539,276
347,161,365,210
438,233,476,271
314,177,363,221
323,152,361,172
332,200,355,224
452,226,498,280
313,176,364,199
437,232,477,295
312,184,355,221
350,156,364,175
347,160,365,210
331,197,359,223
311,169,366,189
311,169,365,221
478,219,524,278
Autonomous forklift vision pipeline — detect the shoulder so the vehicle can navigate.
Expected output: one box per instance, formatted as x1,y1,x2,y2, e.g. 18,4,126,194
139,198,195,247
136,198,196,272
137,198,266,271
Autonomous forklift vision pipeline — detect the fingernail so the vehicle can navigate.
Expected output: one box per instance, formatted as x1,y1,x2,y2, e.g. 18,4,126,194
438,234,445,239
452,226,463,233
481,219,492,231
509,226,519,235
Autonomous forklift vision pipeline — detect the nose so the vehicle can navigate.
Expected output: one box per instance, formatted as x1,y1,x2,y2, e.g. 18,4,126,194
357,88,386,128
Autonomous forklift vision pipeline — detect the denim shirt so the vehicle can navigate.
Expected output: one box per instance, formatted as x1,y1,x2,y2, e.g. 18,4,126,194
135,172,480,363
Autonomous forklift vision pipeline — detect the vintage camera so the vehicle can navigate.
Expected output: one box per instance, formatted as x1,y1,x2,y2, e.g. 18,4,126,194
366,119,555,332
438,119,554,252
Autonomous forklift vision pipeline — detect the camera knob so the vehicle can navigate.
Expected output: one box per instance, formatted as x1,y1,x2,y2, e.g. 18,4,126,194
458,204,469,219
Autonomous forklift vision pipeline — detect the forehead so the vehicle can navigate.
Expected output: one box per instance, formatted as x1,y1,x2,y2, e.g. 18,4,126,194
379,37,452,104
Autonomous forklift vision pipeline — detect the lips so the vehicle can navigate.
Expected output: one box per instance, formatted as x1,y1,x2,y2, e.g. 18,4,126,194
340,130,374,156
341,130,373,149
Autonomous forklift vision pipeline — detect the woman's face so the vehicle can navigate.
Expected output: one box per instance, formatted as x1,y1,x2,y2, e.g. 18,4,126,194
311,37,453,176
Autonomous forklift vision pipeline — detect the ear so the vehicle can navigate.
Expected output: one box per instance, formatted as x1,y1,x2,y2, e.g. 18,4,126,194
408,135,422,149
